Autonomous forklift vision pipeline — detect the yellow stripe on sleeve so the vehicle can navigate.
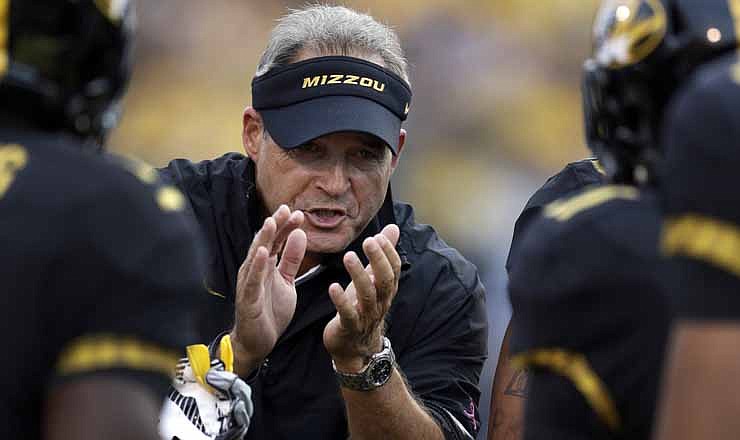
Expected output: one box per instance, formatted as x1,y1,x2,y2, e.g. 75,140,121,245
662,214,740,278
511,349,621,431
56,334,180,377
544,185,638,222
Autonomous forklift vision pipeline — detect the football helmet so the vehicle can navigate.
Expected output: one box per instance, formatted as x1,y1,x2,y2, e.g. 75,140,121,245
582,0,738,183
0,0,134,144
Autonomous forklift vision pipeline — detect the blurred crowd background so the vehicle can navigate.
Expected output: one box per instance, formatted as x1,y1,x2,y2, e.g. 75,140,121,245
110,1,600,436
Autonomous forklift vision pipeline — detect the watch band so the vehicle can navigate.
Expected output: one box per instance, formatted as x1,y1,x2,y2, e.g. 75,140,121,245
333,337,395,391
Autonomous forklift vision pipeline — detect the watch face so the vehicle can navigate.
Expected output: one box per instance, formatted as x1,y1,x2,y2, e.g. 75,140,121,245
369,358,393,386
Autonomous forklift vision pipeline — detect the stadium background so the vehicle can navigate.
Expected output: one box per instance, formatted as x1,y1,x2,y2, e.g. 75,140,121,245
110,1,600,436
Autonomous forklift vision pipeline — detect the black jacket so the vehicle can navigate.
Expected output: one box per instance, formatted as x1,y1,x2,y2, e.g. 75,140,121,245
160,153,488,440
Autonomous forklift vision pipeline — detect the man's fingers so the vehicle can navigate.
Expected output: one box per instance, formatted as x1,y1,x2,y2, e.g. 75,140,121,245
272,210,304,256
268,204,289,255
343,251,377,319
243,204,289,267
364,264,375,282
328,282,359,330
241,216,277,273
377,233,401,284
273,204,290,223
277,228,307,282
363,236,395,305
380,223,400,247
242,246,269,305
255,217,278,251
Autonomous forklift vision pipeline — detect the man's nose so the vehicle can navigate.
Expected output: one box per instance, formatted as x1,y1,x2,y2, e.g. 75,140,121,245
316,161,351,196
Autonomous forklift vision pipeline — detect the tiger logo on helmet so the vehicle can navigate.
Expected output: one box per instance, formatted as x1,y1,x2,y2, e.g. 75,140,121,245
592,0,668,68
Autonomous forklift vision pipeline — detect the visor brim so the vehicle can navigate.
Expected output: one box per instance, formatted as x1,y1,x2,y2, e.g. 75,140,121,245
259,95,402,154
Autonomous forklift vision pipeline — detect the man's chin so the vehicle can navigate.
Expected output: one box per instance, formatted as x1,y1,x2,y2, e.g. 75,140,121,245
305,231,354,256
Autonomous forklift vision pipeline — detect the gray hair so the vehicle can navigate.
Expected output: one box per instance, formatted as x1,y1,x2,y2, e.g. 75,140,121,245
256,5,410,85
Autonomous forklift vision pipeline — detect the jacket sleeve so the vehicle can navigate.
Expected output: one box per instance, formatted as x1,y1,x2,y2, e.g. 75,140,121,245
396,258,488,440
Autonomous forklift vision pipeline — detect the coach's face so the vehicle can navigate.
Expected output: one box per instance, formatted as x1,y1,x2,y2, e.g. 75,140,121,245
243,52,405,257
244,117,405,254
243,52,405,258
244,127,403,256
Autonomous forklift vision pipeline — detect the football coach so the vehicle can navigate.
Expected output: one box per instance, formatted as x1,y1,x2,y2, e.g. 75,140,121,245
160,5,488,439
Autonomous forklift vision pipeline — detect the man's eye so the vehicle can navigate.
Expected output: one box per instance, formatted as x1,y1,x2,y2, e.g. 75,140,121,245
298,143,321,153
359,149,381,160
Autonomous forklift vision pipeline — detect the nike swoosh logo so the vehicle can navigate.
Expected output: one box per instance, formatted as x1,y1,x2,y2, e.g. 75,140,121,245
204,280,226,299
207,288,225,299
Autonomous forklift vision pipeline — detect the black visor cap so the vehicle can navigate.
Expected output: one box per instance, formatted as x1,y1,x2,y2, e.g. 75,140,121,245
251,56,412,154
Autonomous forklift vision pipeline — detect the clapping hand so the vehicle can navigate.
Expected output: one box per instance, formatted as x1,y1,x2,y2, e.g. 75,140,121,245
323,224,401,372
230,205,307,376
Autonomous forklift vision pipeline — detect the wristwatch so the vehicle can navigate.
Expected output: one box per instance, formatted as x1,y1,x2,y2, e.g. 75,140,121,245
332,337,395,391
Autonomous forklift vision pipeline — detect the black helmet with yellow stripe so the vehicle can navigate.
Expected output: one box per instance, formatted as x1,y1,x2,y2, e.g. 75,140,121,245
582,0,739,183
0,0,134,145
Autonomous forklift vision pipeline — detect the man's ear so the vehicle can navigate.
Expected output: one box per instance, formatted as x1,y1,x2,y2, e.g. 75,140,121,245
242,107,264,160
390,129,406,171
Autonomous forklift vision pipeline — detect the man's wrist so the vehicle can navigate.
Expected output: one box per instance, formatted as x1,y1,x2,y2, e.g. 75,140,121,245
332,356,368,374
228,331,261,378
330,335,385,373
333,337,396,391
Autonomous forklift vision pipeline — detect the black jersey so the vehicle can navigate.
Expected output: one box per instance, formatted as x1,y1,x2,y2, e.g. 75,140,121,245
0,128,207,440
660,52,740,319
508,185,669,440
506,158,606,273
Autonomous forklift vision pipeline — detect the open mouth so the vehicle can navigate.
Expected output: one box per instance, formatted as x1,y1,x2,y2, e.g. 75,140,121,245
304,208,347,229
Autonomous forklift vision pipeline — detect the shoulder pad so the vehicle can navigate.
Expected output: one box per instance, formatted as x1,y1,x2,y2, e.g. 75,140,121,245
544,185,639,222
106,154,187,214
